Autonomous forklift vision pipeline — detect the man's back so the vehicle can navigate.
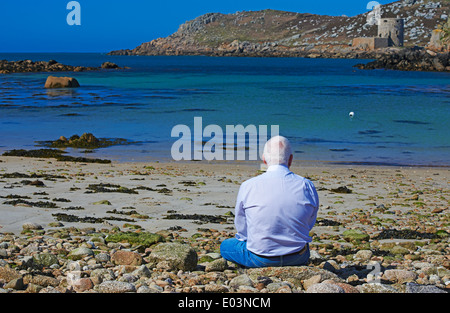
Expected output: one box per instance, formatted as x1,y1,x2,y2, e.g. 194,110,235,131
235,164,319,257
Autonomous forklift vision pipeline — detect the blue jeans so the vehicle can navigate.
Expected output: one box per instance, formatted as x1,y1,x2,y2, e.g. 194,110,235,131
220,238,310,268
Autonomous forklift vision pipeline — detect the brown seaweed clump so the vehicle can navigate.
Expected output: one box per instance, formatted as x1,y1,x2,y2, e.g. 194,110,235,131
2,148,111,164
37,133,131,150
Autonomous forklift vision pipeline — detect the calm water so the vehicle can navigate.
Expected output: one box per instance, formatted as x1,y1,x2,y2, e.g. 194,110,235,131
0,53,449,166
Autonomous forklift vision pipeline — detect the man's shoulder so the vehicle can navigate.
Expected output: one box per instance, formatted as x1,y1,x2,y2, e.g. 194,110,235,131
241,173,265,187
241,170,312,185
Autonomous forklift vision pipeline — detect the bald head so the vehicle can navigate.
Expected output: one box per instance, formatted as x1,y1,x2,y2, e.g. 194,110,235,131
262,136,293,167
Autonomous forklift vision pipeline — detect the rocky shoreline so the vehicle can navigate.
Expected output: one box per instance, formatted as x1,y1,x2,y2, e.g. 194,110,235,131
355,47,450,72
0,60,121,74
109,41,380,60
110,45,450,72
0,157,448,294
0,220,448,294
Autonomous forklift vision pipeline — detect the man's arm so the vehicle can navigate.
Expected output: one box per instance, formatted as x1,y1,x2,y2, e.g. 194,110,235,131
234,184,247,241
307,181,320,229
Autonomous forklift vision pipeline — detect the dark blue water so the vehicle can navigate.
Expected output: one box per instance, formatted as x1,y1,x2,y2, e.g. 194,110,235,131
0,53,449,166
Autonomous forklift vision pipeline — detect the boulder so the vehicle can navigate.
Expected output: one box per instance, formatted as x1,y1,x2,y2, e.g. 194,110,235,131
101,62,119,69
358,282,399,293
306,282,345,293
32,253,59,268
0,266,22,283
22,222,43,231
147,243,198,271
342,229,370,243
68,247,94,260
229,274,254,290
354,249,373,261
246,266,343,288
205,258,228,272
111,250,143,266
405,282,447,293
94,280,136,293
4,277,25,290
73,277,94,293
382,269,417,284
44,76,80,88
90,268,116,281
23,274,59,287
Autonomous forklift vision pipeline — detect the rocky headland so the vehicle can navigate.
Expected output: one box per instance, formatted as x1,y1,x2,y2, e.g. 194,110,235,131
108,0,449,63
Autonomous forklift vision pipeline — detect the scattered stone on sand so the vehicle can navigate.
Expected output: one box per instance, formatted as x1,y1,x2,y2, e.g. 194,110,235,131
0,159,448,293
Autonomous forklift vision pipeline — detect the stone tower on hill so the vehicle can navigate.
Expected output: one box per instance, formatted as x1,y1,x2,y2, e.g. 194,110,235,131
378,18,404,47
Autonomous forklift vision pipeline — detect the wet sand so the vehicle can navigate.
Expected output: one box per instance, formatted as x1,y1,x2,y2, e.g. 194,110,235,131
1,156,448,240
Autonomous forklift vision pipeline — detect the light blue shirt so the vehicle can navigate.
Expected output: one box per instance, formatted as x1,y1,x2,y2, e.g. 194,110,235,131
234,164,319,257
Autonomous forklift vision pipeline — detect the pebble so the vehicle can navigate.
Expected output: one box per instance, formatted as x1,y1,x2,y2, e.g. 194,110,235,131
205,258,228,272
306,282,345,293
95,281,136,293
229,274,254,290
68,247,94,259
22,223,43,231
0,223,448,294
358,283,399,293
111,250,143,266
383,269,417,284
354,249,373,261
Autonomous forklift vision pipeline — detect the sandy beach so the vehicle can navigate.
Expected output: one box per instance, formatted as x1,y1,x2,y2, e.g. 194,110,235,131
1,156,448,237
0,155,449,294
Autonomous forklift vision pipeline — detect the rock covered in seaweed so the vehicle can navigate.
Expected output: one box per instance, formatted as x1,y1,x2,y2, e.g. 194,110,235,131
38,133,132,150
147,242,198,271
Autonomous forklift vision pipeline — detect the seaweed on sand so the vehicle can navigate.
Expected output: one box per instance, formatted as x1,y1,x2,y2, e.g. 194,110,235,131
2,148,111,164
3,199,58,208
105,231,164,248
0,194,32,199
163,213,228,224
0,172,65,180
330,186,353,194
85,183,138,194
316,218,342,226
52,213,136,223
373,228,448,240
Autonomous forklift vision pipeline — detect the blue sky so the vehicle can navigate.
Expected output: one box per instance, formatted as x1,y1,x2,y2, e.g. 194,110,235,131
0,0,392,53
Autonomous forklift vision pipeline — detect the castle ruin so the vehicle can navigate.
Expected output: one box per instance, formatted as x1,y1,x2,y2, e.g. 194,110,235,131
353,17,404,50
378,18,404,47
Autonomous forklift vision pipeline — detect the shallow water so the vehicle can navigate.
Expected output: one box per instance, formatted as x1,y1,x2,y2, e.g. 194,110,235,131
0,53,449,166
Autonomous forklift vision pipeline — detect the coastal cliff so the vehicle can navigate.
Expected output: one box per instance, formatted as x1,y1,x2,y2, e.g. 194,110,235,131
108,0,449,59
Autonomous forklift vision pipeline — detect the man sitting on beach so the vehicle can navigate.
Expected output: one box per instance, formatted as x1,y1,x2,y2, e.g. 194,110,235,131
220,136,319,268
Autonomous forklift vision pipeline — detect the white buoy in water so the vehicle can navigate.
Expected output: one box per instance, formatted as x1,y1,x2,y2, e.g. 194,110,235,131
349,111,355,118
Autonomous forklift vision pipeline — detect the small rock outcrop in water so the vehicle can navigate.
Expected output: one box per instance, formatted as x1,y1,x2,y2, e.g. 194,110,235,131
0,60,122,74
101,62,119,69
0,60,95,74
36,133,133,149
354,47,450,72
44,76,80,89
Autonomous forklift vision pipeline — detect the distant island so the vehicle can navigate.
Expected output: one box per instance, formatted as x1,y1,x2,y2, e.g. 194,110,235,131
108,0,449,61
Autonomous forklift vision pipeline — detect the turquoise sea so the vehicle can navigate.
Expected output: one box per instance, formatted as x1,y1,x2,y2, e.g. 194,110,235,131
0,53,449,166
